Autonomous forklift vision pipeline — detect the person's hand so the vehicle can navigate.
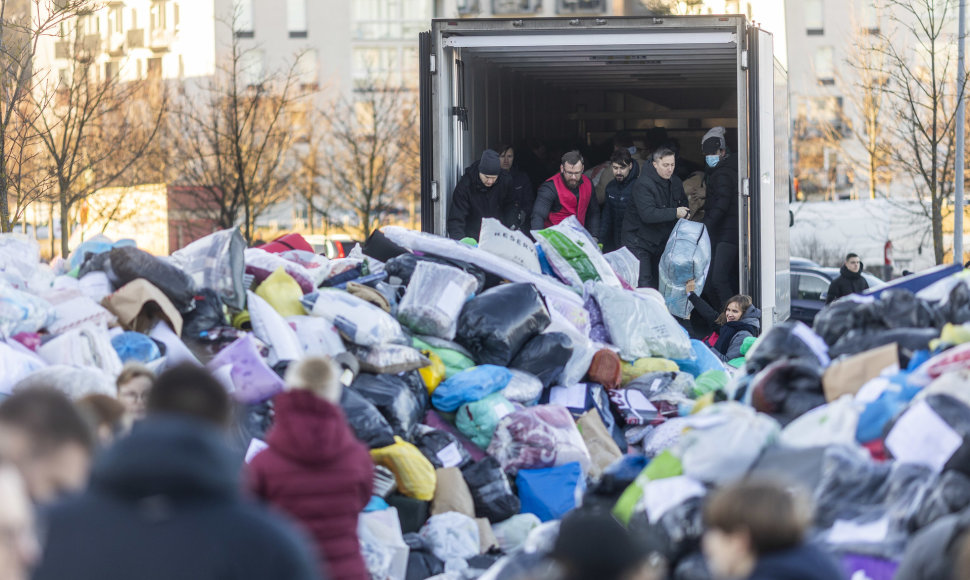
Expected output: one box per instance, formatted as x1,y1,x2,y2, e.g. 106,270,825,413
685,279,696,294
676,207,689,219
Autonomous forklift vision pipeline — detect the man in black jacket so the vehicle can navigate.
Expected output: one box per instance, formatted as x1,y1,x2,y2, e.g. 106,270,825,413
826,253,869,303
599,148,640,254
621,147,689,288
701,127,740,309
32,365,322,580
447,149,512,241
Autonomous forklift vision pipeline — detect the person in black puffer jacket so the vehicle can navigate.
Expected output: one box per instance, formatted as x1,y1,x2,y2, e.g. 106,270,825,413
599,148,641,254
701,127,740,310
447,149,514,241
826,253,870,303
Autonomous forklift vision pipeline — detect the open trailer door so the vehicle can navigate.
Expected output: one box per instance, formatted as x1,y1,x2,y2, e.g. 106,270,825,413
744,25,790,327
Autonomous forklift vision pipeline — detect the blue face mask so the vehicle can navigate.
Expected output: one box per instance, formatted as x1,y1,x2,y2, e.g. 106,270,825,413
705,155,720,168
627,146,637,155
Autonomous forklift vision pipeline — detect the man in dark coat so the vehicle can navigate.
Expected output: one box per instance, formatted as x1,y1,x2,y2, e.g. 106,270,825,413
447,149,512,241
599,148,640,254
530,150,600,239
493,143,535,233
701,126,740,309
826,253,869,303
621,147,689,288
31,364,322,580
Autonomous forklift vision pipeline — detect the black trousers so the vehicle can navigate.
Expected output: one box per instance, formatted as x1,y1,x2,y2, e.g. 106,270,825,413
708,241,739,310
630,246,661,289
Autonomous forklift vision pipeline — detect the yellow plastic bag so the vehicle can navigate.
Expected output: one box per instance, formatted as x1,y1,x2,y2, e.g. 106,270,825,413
621,357,679,385
370,436,437,501
419,350,446,394
256,267,306,318
933,323,970,350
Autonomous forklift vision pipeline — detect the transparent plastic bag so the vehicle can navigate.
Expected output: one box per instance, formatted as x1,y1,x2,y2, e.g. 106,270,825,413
590,282,693,360
487,404,592,476
397,261,477,340
419,512,480,564
502,369,544,405
286,315,347,357
0,341,48,395
349,344,431,375
244,247,315,294
658,220,711,319
13,364,115,399
533,216,622,290
311,289,408,347
0,234,43,291
0,284,54,338
676,402,780,484
166,228,247,311
604,247,641,288
456,393,518,449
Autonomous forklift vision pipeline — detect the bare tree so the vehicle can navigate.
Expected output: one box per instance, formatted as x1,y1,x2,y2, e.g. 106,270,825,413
0,0,86,233
312,76,419,240
30,8,167,257
166,12,311,244
875,0,968,264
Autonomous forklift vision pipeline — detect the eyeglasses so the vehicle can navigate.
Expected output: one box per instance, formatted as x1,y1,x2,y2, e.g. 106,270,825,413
563,170,583,177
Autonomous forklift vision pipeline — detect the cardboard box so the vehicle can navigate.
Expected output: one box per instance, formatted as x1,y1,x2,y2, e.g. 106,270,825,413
822,343,899,402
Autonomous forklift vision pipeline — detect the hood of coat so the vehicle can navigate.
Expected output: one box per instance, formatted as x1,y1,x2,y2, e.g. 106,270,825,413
266,389,360,466
739,305,762,331
614,159,641,188
840,263,865,280
90,415,239,502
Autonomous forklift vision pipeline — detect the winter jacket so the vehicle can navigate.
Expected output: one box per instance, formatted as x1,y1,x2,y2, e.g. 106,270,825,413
702,153,739,247
248,390,374,580
530,175,601,237
503,168,536,233
895,509,970,580
746,543,845,580
620,161,689,252
599,161,641,253
446,163,513,241
826,263,870,304
32,416,322,580
688,293,761,360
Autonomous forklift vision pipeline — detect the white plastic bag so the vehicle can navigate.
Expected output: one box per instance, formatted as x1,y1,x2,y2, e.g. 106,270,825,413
658,219,712,319
166,228,247,310
0,283,55,338
780,395,860,449
0,234,42,291
604,247,641,288
36,325,123,377
358,507,410,580
246,291,303,366
676,402,780,484
13,364,115,399
287,315,347,357
397,261,477,340
0,341,48,395
311,289,407,346
478,218,541,273
42,289,117,336
532,216,622,290
492,513,542,553
502,369,544,405
418,512,481,564
590,282,693,360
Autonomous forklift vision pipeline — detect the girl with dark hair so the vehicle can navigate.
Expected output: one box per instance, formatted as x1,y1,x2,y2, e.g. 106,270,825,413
685,279,761,361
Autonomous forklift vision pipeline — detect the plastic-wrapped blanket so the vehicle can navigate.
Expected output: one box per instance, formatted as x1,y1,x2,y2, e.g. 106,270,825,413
397,261,477,340
108,246,197,313
604,247,640,288
244,248,315,294
311,289,408,346
478,218,541,273
487,404,592,476
658,220,711,319
589,282,693,360
166,228,247,310
532,216,622,290
0,284,54,338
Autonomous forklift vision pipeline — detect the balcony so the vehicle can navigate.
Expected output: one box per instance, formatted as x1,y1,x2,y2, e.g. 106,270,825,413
149,28,174,51
127,28,145,49
54,41,69,59
106,32,126,56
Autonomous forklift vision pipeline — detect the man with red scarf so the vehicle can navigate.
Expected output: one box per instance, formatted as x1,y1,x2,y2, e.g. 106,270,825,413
530,150,600,239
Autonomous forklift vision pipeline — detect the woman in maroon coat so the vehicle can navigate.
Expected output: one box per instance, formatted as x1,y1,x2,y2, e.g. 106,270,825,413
247,357,374,580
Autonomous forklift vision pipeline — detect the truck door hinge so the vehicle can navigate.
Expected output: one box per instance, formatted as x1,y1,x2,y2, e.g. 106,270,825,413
741,50,748,70
429,54,436,74
452,106,468,126
742,178,750,197
431,181,439,202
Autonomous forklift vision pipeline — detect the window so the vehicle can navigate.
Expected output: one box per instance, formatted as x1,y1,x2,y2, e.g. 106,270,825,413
233,0,254,37
150,1,167,31
296,49,318,87
131,8,138,29
105,61,119,80
147,57,162,79
805,0,823,35
557,0,605,13
287,0,307,37
239,49,264,86
492,0,541,14
861,4,879,34
110,5,124,33
797,274,830,302
815,46,835,85
173,3,180,30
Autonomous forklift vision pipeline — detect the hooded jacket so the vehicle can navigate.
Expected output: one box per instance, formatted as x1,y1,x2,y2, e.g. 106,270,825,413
32,416,322,580
621,161,689,252
687,294,761,360
746,543,845,580
446,162,513,241
599,161,641,253
248,390,374,580
826,263,870,304
702,153,739,247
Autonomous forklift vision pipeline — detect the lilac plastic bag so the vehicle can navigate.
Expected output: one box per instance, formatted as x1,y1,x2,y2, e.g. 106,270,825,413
207,333,285,403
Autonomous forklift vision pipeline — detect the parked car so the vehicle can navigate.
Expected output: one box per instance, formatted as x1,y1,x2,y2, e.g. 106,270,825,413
790,264,885,325
303,235,362,260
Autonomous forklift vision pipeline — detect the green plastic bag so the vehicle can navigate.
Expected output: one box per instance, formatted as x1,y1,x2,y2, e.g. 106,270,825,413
456,393,516,449
613,450,683,525
693,370,729,397
413,336,475,378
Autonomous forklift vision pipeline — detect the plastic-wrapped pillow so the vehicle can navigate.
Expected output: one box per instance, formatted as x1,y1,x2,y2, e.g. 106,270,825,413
432,365,512,412
590,282,693,360
658,220,712,319
37,326,122,377
246,290,303,365
244,247,315,294
13,364,115,399
43,289,117,336
166,228,247,311
287,315,346,357
502,369,544,405
0,341,48,395
604,247,640,288
311,289,407,347
206,333,285,404
0,284,54,338
397,261,477,340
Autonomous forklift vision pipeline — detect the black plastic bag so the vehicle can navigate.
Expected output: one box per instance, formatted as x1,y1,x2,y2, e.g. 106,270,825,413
77,251,116,281
749,359,825,426
401,370,431,417
413,425,473,470
340,386,395,448
364,229,409,263
628,496,705,564
914,470,970,531
461,456,521,523
386,253,489,293
456,283,551,366
813,299,867,347
875,289,941,330
386,493,430,534
181,288,228,339
830,327,938,365
744,321,829,375
406,549,444,580
108,246,197,313
227,400,274,462
509,332,572,388
938,282,970,325
351,373,423,441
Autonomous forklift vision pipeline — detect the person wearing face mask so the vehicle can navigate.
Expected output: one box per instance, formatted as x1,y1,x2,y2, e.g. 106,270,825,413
701,126,740,310
447,149,514,241
531,150,600,239
599,148,640,254
621,147,689,289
